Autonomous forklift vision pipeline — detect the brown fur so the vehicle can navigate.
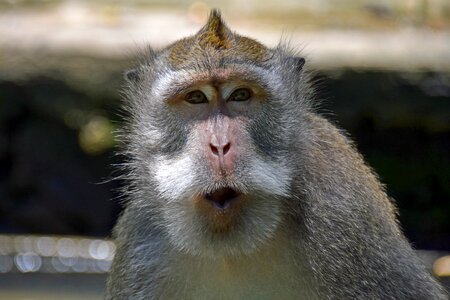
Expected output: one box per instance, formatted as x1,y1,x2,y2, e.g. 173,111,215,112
168,9,270,67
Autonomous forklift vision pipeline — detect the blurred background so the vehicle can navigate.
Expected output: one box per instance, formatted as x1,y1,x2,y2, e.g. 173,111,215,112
0,0,449,299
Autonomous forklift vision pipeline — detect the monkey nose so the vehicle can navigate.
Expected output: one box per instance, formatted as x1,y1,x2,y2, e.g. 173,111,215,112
210,142,231,157
208,134,235,175
209,140,234,176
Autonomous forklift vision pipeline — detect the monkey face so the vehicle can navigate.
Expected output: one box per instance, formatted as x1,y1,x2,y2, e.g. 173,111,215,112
127,64,296,258
122,11,310,258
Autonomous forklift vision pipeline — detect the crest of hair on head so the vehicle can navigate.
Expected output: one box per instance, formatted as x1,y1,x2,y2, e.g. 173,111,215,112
197,9,231,50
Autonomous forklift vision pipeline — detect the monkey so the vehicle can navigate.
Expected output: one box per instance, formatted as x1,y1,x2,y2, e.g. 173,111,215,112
105,10,447,300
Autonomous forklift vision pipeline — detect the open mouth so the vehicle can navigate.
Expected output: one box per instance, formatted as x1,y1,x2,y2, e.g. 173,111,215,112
205,187,241,211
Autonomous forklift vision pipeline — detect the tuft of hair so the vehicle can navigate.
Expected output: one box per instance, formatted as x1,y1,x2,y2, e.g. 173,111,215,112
198,9,230,50
168,9,271,67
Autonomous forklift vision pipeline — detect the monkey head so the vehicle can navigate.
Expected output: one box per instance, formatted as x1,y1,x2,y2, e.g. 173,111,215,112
123,10,309,258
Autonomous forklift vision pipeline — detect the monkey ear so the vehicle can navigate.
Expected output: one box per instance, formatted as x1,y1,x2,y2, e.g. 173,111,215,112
124,68,140,83
289,56,306,73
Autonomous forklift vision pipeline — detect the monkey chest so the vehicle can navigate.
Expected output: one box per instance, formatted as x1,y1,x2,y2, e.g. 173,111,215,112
163,256,311,300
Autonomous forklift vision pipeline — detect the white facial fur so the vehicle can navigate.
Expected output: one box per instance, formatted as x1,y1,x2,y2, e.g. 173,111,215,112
152,145,292,257
153,152,291,204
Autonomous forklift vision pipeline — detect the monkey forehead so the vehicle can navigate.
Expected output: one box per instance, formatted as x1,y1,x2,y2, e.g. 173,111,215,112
165,10,271,68
166,38,271,69
151,65,281,99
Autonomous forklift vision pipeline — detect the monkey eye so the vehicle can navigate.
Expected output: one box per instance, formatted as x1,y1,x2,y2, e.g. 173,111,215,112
185,90,208,104
228,88,251,102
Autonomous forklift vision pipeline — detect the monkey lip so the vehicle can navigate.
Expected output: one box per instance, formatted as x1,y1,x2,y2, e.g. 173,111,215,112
204,187,241,211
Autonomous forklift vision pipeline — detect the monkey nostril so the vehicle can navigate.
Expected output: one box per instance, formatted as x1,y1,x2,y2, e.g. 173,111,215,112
210,143,231,156
223,142,231,155
210,144,219,156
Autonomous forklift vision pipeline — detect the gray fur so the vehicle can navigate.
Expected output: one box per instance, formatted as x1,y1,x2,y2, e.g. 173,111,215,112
106,13,446,300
